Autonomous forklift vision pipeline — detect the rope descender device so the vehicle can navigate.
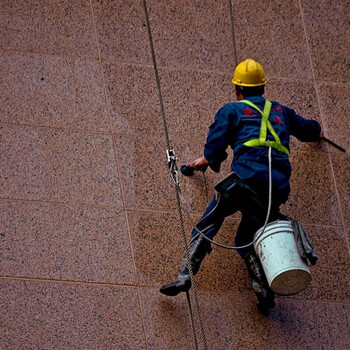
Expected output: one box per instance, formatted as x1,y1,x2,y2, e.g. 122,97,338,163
166,149,179,185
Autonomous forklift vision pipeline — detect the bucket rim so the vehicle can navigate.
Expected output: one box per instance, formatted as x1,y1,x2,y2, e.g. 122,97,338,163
253,220,293,243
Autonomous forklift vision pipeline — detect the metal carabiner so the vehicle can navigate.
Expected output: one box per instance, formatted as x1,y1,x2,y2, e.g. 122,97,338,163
166,149,177,167
166,149,180,186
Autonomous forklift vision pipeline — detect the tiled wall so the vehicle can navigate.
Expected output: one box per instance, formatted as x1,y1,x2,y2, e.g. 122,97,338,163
1,0,349,349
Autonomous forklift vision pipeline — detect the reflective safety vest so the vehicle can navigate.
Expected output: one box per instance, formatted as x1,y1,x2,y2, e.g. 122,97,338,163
238,99,290,156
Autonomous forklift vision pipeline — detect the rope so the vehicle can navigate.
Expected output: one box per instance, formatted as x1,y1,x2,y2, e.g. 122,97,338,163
142,1,208,349
142,0,171,150
174,188,208,350
228,0,238,67
185,291,199,350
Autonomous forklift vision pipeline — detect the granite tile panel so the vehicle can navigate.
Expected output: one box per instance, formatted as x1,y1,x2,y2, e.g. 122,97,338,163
192,70,234,124
103,62,161,136
128,209,245,294
277,300,350,350
127,210,189,288
140,287,291,350
0,200,135,284
103,63,201,139
0,0,98,58
159,67,203,138
345,303,350,332
322,303,350,349
0,125,123,207
330,153,350,227
139,288,196,350
282,151,341,226
317,83,350,154
277,299,324,350
114,134,177,212
147,0,234,71
293,226,350,303
92,0,151,63
232,293,290,350
0,279,147,350
233,0,312,80
0,52,110,132
300,0,350,83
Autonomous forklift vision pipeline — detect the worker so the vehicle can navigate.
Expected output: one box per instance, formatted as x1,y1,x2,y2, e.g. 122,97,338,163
160,58,322,314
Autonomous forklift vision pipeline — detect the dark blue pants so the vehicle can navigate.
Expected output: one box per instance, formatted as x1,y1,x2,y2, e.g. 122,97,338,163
191,190,285,258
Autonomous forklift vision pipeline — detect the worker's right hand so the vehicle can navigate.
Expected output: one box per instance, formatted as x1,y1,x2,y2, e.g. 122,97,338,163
187,156,209,172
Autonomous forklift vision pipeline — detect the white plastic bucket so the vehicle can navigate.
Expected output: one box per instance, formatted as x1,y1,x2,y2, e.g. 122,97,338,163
254,220,311,295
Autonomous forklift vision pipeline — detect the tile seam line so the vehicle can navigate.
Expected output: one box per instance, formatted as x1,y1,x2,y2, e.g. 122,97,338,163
0,48,100,62
0,275,138,288
3,275,350,307
3,47,350,87
0,121,156,139
4,121,343,151
280,296,350,307
0,121,342,156
0,196,179,215
1,47,350,87
298,0,350,255
0,121,113,136
1,197,347,229
89,2,150,350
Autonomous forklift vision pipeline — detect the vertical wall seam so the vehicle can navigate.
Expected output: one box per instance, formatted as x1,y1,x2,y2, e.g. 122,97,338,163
298,0,349,255
88,1,150,349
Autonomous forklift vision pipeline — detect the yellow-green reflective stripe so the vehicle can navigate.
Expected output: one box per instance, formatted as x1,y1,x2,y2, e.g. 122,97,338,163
238,99,289,156
244,139,290,156
260,100,271,142
267,120,281,144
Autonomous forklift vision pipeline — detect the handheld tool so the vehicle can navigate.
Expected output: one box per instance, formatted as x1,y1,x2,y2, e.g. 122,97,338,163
321,137,346,153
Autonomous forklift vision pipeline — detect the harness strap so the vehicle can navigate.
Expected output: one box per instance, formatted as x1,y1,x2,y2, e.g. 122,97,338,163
238,99,290,156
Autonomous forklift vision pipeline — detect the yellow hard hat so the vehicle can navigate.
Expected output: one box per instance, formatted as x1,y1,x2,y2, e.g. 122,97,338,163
232,59,267,87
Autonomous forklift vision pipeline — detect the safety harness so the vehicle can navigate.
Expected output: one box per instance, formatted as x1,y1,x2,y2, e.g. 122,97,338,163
238,99,290,156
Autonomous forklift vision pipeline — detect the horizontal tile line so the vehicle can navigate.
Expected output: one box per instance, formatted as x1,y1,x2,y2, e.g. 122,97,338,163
0,121,113,136
0,48,101,63
1,199,345,230
0,275,138,288
0,121,146,139
280,295,350,307
2,48,350,88
0,122,343,154
0,197,124,211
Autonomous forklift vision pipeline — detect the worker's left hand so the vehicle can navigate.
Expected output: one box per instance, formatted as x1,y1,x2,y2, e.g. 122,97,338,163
187,156,209,172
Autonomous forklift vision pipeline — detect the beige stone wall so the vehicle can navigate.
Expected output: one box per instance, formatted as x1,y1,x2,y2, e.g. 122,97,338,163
1,0,349,349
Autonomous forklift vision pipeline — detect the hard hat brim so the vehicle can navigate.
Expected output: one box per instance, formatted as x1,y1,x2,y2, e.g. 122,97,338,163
232,78,267,87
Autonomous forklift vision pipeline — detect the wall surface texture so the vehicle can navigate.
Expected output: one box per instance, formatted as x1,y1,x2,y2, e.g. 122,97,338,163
1,0,349,349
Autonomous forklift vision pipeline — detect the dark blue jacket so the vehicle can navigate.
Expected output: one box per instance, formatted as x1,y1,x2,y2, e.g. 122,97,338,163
204,96,321,203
